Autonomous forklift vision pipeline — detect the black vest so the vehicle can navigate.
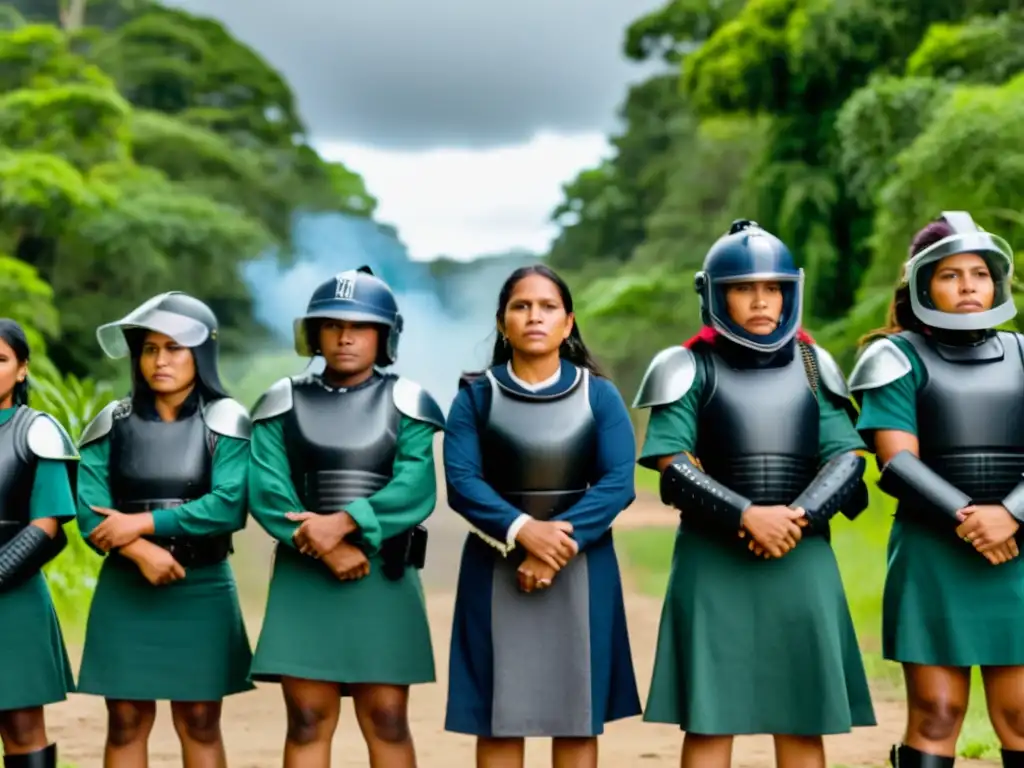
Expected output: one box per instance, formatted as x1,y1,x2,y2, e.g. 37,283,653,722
695,349,819,505
108,408,213,512
900,331,1024,502
283,375,400,512
479,367,597,520
0,408,41,545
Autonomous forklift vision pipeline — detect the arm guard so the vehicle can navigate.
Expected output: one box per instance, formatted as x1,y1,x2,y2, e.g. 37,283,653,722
877,450,971,525
0,525,65,593
1001,478,1024,523
660,453,751,531
790,452,867,525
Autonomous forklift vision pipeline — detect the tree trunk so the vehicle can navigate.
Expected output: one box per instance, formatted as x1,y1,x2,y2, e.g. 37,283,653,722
59,0,87,31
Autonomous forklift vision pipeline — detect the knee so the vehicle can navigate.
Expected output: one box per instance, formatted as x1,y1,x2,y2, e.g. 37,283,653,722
367,705,410,745
909,692,967,741
992,705,1024,740
0,710,45,750
285,701,332,746
106,701,155,747
172,702,222,745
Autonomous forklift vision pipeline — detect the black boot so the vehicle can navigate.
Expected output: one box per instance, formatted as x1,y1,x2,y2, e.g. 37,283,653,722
890,743,956,767
1003,748,1024,767
3,743,56,768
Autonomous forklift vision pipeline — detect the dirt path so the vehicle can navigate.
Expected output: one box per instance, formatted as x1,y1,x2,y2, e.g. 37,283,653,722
46,484,993,766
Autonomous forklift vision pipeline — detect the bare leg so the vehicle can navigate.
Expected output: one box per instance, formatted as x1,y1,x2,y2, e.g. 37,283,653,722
351,684,416,768
552,737,597,768
476,737,524,768
0,707,49,755
104,699,157,768
893,663,970,763
282,676,342,768
170,701,226,768
680,733,732,768
774,735,826,768
982,665,1024,761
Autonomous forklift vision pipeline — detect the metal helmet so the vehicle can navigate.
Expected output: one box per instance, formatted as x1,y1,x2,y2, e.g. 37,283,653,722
293,265,404,366
904,211,1016,331
694,219,805,353
96,292,228,398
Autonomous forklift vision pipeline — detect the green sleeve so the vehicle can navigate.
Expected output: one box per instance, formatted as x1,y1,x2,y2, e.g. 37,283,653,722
816,387,866,461
247,415,304,548
29,459,76,523
854,337,924,438
637,362,706,470
345,416,438,555
150,436,249,537
75,438,112,554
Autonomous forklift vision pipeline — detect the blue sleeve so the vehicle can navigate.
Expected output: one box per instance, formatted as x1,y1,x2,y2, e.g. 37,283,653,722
552,377,637,550
442,385,525,543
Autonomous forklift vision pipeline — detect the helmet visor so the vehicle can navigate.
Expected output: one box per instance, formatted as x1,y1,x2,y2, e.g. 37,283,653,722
707,272,805,353
907,231,1016,331
97,296,210,359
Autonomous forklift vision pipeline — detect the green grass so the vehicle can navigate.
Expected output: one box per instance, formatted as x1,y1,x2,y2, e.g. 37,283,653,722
622,463,1002,760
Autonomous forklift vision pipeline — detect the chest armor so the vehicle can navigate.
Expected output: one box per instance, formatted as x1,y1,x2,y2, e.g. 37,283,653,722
0,408,39,544
108,409,212,512
283,376,400,512
479,368,597,520
695,351,819,505
901,331,1024,502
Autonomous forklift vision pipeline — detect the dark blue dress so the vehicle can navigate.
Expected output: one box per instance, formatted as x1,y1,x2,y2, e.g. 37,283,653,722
443,360,642,737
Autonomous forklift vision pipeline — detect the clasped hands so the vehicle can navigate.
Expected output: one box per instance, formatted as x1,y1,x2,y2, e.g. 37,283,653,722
513,518,578,594
286,511,369,581
88,506,184,586
955,504,1020,565
737,505,808,559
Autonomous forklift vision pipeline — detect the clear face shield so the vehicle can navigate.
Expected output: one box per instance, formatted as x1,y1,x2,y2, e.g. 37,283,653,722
96,294,211,359
906,230,1016,332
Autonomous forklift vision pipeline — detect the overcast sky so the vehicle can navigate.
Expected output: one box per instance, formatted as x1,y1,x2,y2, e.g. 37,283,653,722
164,0,665,259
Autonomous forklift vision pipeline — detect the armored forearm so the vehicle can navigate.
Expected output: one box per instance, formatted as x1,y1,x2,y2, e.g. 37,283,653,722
1001,479,1024,523
877,450,971,525
660,453,751,531
790,452,868,525
0,525,65,593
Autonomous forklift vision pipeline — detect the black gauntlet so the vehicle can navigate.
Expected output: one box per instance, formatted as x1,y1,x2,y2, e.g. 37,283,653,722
790,452,867,526
0,525,63,593
660,453,751,531
877,450,971,525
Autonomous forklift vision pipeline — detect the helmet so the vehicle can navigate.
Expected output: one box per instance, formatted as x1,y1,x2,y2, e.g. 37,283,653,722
904,211,1016,331
694,219,804,353
293,265,404,366
96,292,228,398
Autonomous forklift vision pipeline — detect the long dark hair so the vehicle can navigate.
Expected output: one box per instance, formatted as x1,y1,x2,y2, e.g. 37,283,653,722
0,319,30,406
490,265,604,376
859,220,955,346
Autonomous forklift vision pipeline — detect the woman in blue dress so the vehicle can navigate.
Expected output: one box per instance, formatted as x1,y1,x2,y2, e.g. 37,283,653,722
443,264,641,768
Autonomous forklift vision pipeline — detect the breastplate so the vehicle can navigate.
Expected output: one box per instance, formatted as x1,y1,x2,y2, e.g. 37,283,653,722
695,351,819,505
283,375,400,512
108,410,212,511
0,408,39,544
479,367,597,520
901,331,1024,501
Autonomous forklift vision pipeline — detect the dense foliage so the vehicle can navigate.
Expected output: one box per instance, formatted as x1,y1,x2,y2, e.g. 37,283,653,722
549,0,1024,386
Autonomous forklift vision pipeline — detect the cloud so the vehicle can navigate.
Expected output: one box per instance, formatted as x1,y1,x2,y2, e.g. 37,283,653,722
163,0,663,149
316,131,611,260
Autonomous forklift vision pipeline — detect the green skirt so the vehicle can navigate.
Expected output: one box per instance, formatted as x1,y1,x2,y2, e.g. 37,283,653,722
883,515,1024,666
250,544,435,687
0,572,75,711
76,556,254,701
644,524,875,735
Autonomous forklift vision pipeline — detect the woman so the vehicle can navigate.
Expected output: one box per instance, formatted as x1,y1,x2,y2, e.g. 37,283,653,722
443,264,641,768
849,211,1024,768
634,220,875,768
248,266,444,768
75,292,253,767
0,319,78,768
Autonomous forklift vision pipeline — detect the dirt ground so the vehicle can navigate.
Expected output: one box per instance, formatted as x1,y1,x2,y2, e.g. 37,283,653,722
46,488,994,767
